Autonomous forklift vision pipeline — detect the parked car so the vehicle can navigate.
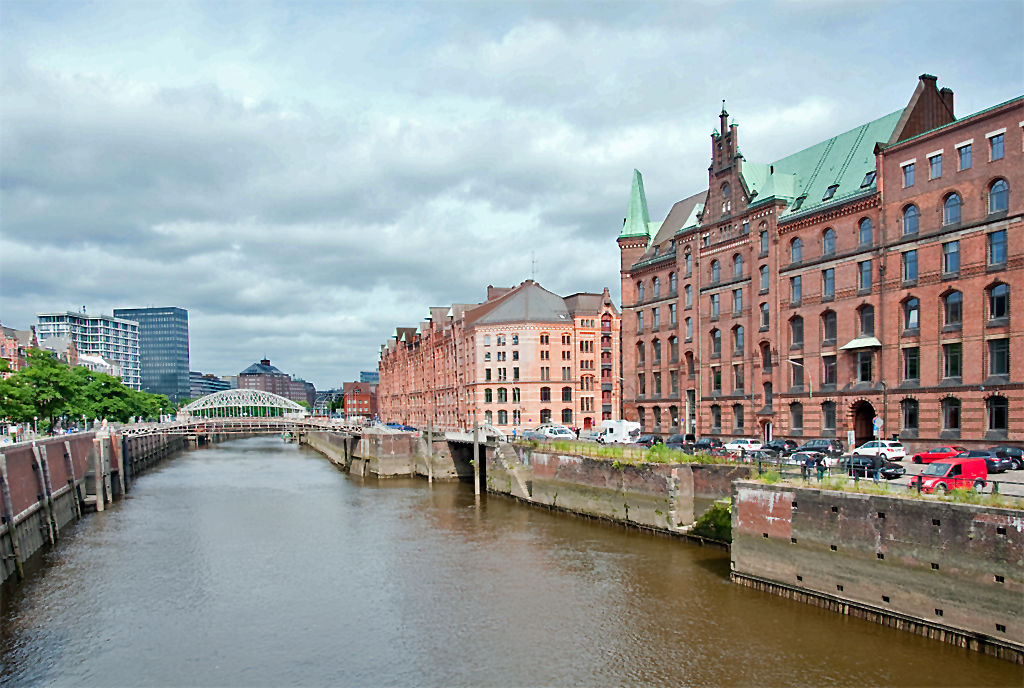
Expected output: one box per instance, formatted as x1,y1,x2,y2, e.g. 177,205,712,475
987,445,1024,470
691,438,724,453
724,438,763,453
908,457,987,494
763,438,799,457
665,434,694,450
851,440,907,461
838,455,906,480
794,438,845,457
523,424,575,441
745,449,780,463
634,435,664,448
910,446,967,464
955,449,1013,474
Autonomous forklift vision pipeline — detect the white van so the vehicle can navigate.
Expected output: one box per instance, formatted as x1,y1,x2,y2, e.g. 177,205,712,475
597,419,642,444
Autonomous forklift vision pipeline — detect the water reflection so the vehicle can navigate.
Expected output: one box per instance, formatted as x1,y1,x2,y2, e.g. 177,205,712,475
1,437,1020,687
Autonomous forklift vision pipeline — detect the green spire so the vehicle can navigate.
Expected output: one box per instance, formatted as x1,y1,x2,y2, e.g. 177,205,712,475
619,169,651,238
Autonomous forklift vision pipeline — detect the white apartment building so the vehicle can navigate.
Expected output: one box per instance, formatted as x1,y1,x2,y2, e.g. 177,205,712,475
36,311,141,389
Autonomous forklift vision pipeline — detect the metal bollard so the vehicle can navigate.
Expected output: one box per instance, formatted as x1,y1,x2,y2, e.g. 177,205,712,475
993,481,999,495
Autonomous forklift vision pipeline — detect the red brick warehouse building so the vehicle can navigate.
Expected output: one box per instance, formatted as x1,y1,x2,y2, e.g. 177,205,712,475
618,75,1022,451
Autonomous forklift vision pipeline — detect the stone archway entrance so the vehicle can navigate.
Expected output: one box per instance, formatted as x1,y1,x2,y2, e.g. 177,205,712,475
761,421,773,443
852,401,876,449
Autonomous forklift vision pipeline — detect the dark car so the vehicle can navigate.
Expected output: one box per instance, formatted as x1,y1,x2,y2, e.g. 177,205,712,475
763,438,798,457
634,435,664,448
795,438,845,457
747,449,785,464
665,434,694,450
956,450,1012,474
838,455,906,480
691,438,724,453
987,445,1024,470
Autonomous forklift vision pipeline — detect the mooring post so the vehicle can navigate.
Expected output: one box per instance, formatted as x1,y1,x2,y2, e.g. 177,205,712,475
63,441,82,520
94,436,105,512
473,421,480,496
426,422,434,484
36,444,60,542
0,456,25,581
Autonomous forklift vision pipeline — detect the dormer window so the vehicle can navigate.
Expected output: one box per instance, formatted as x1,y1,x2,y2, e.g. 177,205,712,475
722,183,731,197
861,171,876,187
791,196,806,211
653,246,660,257
822,184,839,201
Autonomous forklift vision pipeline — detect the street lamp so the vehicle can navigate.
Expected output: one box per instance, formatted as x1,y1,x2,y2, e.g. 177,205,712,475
34,416,38,438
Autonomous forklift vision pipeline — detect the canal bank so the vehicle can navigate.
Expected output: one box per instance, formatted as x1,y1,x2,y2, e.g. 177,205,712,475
3,436,1021,687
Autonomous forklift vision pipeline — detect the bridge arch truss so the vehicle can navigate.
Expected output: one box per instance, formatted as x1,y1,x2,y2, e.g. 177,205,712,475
178,389,309,420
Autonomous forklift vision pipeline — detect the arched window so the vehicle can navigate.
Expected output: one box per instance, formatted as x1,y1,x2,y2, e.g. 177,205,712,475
733,404,744,430
760,229,769,254
562,386,572,402
711,260,721,283
790,402,804,430
822,310,837,342
990,284,1009,319
636,342,645,365
684,252,692,277
711,329,722,357
540,387,551,403
791,237,803,263
653,277,661,297
988,396,1009,433
901,399,919,432
821,401,836,432
512,387,520,403
669,272,677,293
859,218,873,245
859,305,875,336
823,228,836,255
761,343,772,370
734,326,745,354
484,388,493,403
652,339,662,362
903,205,919,235
943,193,962,225
652,406,662,428
759,265,769,291
636,406,645,431
944,291,963,326
685,352,695,377
669,405,679,427
485,410,492,424
942,397,961,431
710,405,722,431
685,317,692,340
733,254,744,278
511,334,519,345
763,382,773,406
497,388,507,403
669,336,679,362
904,298,920,330
497,410,507,425
540,408,552,424
990,179,1009,213
790,316,804,347
760,303,770,328
637,281,645,301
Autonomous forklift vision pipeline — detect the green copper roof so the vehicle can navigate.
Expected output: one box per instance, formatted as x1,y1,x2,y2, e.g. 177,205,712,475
744,109,904,221
620,169,652,238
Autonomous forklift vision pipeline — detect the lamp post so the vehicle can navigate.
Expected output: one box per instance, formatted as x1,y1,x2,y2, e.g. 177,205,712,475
34,416,38,439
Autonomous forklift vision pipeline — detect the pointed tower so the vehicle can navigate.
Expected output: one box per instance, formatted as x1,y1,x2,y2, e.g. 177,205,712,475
618,168,653,307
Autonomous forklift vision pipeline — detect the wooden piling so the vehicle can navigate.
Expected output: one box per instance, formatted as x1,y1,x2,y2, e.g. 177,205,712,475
0,456,24,581
63,440,83,520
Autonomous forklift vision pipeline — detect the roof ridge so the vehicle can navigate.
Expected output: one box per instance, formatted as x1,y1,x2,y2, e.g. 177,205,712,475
833,123,870,185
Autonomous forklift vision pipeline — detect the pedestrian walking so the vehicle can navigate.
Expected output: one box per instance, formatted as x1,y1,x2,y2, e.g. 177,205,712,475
815,454,826,481
872,453,883,483
802,453,814,480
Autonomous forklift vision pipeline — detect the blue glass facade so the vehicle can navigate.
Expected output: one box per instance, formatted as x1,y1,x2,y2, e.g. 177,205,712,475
113,307,190,403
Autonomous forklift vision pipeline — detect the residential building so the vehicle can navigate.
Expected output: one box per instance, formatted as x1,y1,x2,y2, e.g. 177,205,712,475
342,382,378,419
38,335,78,368
36,310,140,388
189,371,230,399
0,324,35,375
618,75,1022,450
378,280,622,432
113,307,191,404
237,359,316,407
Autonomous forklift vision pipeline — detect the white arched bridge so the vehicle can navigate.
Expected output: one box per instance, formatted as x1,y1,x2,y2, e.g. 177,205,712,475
178,389,309,419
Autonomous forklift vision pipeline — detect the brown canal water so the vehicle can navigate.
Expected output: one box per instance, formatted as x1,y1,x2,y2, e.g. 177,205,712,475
1,437,1021,687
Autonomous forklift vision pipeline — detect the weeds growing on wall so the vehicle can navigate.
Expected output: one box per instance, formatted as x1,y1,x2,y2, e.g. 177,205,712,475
691,501,732,543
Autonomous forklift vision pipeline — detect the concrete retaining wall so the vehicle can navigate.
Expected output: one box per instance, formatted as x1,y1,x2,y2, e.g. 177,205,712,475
731,481,1024,663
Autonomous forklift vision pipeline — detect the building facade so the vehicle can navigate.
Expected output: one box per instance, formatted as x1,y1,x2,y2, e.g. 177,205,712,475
378,280,622,432
36,311,141,389
0,324,35,375
189,371,230,398
342,381,378,420
619,75,1022,450
237,359,316,407
113,307,191,404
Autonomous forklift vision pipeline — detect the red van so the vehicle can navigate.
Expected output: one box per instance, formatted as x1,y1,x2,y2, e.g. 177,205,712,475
909,457,987,494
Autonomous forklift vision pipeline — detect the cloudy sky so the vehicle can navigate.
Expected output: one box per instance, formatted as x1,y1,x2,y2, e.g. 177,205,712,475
2,1,1021,389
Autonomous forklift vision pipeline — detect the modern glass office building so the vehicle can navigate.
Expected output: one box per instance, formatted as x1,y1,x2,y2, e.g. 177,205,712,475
113,307,190,403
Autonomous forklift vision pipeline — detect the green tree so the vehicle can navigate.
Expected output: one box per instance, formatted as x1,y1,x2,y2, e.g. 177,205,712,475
17,349,79,430
0,360,32,422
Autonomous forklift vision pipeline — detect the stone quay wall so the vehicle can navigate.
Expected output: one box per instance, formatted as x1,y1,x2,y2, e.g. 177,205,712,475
731,481,1023,663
